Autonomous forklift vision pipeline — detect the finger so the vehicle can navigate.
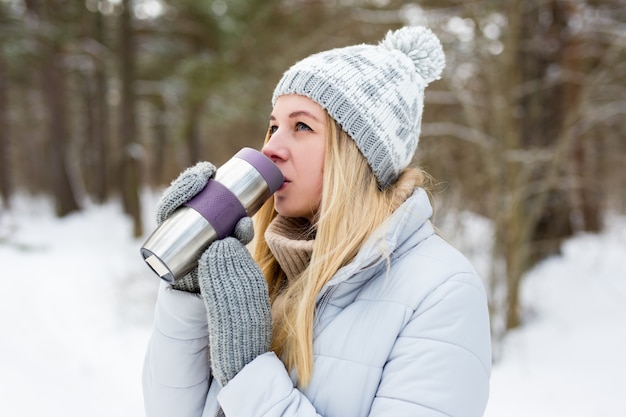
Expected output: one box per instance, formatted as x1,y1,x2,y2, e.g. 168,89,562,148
233,217,254,245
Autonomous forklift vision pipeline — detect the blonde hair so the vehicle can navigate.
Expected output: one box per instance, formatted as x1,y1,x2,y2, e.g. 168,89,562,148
253,113,425,386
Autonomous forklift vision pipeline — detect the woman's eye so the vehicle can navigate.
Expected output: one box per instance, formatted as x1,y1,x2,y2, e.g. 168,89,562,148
268,122,312,136
296,122,312,132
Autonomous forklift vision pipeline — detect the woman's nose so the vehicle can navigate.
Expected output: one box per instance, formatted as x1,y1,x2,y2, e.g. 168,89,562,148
262,134,287,162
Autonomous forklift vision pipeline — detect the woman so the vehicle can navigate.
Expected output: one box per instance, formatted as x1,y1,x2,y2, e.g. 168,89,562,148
143,26,492,417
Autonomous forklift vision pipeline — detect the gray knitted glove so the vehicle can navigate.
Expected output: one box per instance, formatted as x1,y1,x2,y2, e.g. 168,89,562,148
198,219,272,388
155,161,216,293
156,161,216,225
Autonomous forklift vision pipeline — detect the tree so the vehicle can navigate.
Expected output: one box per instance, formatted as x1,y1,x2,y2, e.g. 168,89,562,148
118,0,143,237
0,2,623,339
24,0,81,216
79,3,111,204
0,37,10,209
416,0,625,337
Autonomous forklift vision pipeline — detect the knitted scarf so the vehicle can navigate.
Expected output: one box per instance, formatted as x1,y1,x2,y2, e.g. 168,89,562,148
264,215,315,282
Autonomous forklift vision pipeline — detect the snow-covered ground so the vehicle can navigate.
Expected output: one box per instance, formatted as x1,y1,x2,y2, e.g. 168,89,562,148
1,194,624,416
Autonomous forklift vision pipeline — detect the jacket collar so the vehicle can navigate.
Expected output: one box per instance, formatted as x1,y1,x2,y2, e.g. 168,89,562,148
319,187,435,295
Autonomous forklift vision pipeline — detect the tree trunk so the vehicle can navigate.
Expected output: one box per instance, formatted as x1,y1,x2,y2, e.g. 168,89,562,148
41,50,81,216
84,4,110,203
23,0,81,216
563,1,601,233
0,49,11,208
150,98,168,185
119,0,143,237
183,102,203,165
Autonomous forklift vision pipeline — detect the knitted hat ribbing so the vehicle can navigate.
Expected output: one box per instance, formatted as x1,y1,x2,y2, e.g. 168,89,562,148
272,26,445,189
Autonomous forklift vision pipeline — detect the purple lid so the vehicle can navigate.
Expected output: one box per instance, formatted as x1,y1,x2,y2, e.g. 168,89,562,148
234,148,284,193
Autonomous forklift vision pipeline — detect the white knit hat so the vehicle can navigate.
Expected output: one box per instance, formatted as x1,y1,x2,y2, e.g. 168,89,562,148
272,26,445,189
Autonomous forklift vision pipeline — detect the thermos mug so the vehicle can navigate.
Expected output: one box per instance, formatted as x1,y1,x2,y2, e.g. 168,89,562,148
140,147,284,283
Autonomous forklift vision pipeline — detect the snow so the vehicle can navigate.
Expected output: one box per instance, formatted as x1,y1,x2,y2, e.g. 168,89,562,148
0,195,159,416
1,194,625,416
484,216,626,417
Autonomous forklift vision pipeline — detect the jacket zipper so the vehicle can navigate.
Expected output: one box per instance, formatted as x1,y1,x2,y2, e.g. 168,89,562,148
314,285,337,326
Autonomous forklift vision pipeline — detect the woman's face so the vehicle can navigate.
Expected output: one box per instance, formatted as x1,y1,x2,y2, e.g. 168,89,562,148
262,94,326,221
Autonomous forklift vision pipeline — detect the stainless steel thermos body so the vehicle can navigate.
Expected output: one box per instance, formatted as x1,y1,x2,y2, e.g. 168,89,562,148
140,148,283,283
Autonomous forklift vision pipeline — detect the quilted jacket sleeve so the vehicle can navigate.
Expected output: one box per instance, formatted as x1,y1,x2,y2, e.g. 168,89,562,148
142,281,212,417
369,271,492,417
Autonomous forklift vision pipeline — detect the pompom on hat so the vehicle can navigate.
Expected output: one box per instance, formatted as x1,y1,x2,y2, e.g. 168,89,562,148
272,26,445,189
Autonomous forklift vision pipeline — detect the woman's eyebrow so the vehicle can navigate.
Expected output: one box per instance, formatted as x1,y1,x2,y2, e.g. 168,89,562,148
288,110,321,122
268,111,321,122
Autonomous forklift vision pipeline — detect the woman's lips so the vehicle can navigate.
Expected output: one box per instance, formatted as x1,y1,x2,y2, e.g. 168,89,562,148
277,179,290,191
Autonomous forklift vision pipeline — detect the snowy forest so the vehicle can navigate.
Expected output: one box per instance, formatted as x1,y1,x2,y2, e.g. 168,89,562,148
0,0,625,415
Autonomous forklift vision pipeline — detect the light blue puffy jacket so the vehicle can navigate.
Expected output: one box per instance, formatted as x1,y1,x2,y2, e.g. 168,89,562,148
143,188,492,417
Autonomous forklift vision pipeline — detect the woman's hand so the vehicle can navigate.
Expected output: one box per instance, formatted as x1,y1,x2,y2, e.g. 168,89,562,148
154,161,216,293
198,217,272,387
155,161,216,225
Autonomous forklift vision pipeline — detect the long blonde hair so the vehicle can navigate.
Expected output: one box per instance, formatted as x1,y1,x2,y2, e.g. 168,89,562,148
252,113,425,386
